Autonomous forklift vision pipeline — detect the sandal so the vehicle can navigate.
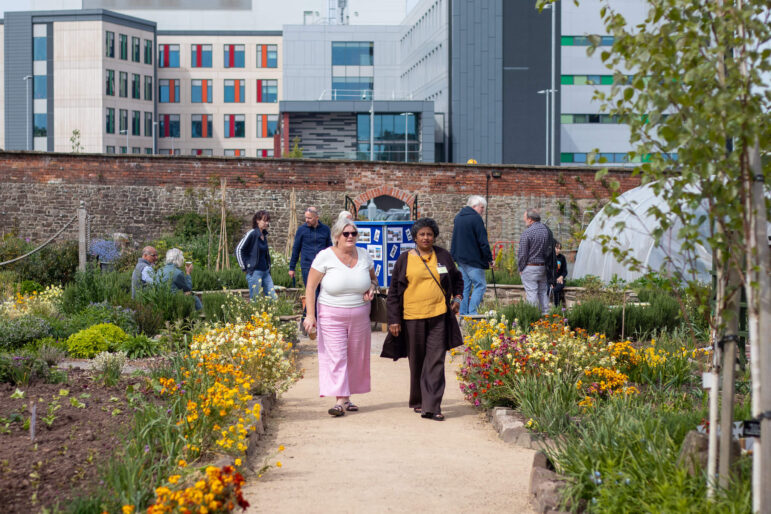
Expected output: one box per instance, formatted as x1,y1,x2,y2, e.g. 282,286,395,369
421,412,445,421
343,401,358,412
328,404,345,417
413,407,422,414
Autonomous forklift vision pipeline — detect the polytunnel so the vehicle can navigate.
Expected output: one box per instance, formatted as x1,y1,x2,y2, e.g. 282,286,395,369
572,182,713,284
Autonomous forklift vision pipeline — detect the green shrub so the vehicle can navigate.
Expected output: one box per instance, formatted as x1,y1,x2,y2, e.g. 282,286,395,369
623,293,681,340
92,350,127,386
0,238,79,286
0,314,52,350
66,301,137,335
513,373,581,436
60,267,132,315
35,340,68,366
0,353,51,385
568,299,620,339
123,299,165,336
66,323,129,359
500,301,543,332
135,281,197,323
119,334,163,359
19,280,44,295
191,266,248,291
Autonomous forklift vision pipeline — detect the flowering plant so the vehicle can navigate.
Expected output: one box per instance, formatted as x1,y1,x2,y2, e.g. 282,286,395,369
89,238,121,263
144,465,249,514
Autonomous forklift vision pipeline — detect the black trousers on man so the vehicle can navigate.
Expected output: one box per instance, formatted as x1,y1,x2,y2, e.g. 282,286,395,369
404,314,446,415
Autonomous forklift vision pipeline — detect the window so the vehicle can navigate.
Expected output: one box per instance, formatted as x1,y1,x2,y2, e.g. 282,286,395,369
33,113,47,137
132,37,140,62
191,44,212,67
132,147,141,154
224,79,245,103
561,74,627,85
224,149,245,157
331,42,374,66
331,76,372,100
119,109,128,133
256,44,278,68
561,35,615,46
256,114,278,138
159,114,180,138
119,71,128,97
224,115,245,138
144,76,153,100
191,79,212,103
105,31,115,58
223,44,245,68
33,36,46,61
120,147,128,154
192,149,213,156
257,149,274,158
106,70,115,96
159,44,180,68
131,111,141,136
191,114,213,138
159,149,181,155
119,34,128,60
159,79,180,103
132,74,141,99
145,148,153,154
33,76,47,99
106,146,115,154
144,112,153,137
106,108,115,134
356,113,419,161
144,39,153,64
256,79,277,103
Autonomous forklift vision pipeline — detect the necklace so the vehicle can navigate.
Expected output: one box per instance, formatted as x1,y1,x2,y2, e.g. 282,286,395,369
414,249,434,262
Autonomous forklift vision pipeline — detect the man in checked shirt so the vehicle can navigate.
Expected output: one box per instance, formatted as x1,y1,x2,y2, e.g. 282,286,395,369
517,208,552,314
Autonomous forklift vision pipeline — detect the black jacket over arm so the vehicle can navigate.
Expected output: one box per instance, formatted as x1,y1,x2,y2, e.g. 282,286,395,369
381,246,464,360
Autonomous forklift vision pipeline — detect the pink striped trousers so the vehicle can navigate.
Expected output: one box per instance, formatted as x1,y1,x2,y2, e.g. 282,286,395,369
316,302,371,397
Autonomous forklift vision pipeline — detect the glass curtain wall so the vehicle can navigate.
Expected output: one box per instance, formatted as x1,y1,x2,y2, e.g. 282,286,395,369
356,113,419,161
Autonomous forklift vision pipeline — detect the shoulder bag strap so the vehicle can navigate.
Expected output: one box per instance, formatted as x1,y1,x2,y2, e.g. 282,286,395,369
415,250,448,300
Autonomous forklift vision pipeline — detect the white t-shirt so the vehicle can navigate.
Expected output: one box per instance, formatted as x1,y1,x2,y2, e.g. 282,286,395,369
311,247,374,308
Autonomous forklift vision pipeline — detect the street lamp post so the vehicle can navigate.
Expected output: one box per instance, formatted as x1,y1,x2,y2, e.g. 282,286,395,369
23,75,32,151
537,90,549,165
400,112,412,162
368,89,374,161
152,121,158,155
543,3,558,165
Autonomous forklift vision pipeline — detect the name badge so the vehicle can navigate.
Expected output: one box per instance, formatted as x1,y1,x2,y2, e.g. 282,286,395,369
436,265,448,274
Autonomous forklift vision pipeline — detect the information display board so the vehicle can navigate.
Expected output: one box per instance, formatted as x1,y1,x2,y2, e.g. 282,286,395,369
355,221,414,287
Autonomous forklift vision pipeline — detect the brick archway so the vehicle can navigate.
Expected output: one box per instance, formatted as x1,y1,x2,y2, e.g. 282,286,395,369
351,186,417,217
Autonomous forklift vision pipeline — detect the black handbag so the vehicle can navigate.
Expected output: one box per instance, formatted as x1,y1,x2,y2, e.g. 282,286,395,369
369,292,388,324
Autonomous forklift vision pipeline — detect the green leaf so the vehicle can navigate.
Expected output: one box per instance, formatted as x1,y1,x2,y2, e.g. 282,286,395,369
10,389,25,399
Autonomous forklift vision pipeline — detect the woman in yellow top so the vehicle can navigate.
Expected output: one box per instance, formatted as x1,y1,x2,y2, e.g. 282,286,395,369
384,218,463,421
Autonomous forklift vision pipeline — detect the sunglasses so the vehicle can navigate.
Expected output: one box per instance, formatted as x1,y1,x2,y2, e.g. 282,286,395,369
342,231,358,238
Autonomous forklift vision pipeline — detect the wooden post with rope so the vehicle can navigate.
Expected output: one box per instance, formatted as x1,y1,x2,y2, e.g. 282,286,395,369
285,188,298,259
215,178,229,271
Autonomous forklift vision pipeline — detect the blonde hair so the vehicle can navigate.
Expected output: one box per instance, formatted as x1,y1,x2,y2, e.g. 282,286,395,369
330,218,357,246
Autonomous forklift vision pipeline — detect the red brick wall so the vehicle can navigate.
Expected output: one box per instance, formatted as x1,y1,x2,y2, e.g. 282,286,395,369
0,151,640,248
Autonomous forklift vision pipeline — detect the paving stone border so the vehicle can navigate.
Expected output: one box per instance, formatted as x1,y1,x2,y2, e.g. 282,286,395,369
487,407,570,514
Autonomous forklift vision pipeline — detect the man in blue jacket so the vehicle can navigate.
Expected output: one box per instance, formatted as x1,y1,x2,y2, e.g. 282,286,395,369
288,206,333,285
451,195,493,316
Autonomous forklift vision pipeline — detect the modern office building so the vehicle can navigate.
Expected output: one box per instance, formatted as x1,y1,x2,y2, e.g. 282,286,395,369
2,10,156,154
1,0,651,165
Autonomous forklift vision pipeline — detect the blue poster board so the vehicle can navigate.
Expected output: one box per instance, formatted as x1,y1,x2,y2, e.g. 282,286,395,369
355,221,414,287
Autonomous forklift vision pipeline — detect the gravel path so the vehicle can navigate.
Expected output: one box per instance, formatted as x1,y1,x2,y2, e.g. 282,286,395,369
243,331,535,514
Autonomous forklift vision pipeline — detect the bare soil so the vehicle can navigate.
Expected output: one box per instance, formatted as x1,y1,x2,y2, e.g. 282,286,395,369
0,368,136,513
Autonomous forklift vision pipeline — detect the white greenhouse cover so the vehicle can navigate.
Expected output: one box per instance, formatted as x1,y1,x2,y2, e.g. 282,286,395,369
573,182,713,284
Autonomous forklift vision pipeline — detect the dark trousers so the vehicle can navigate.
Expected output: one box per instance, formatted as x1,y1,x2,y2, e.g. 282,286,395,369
551,282,565,307
404,314,446,414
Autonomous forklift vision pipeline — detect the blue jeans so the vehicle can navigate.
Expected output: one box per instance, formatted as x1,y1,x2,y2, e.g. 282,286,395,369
247,269,276,300
458,263,486,315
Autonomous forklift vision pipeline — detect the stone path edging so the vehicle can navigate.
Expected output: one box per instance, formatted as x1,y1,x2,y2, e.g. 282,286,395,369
487,407,570,514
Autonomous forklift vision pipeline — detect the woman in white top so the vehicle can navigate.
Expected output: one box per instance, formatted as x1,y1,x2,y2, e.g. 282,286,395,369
303,216,378,416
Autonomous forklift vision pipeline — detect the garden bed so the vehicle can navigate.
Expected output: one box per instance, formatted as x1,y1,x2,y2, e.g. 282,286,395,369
0,369,135,513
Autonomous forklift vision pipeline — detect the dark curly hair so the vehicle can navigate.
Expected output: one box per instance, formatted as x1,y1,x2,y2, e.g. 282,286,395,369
252,210,270,228
410,217,440,239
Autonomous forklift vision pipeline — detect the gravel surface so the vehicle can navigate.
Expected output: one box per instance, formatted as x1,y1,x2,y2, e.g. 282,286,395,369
243,331,535,514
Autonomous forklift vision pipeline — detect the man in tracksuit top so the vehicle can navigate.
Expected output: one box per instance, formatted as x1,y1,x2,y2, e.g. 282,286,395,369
288,206,333,286
236,210,276,300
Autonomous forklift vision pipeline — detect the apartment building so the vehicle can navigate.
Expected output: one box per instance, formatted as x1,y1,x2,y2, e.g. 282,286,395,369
154,32,282,157
2,10,155,154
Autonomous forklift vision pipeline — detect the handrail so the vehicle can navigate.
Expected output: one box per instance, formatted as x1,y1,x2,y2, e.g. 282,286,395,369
0,215,77,267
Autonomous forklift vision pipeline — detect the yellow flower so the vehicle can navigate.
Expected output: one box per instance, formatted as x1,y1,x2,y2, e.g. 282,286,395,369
178,459,187,467
122,506,135,514
168,475,181,484
278,445,285,452
276,461,282,468
235,458,242,466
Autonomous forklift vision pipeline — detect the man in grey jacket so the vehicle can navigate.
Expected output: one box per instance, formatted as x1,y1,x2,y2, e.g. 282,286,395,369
131,246,158,299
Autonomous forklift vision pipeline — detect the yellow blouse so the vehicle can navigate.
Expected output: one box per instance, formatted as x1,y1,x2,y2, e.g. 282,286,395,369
402,251,448,320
